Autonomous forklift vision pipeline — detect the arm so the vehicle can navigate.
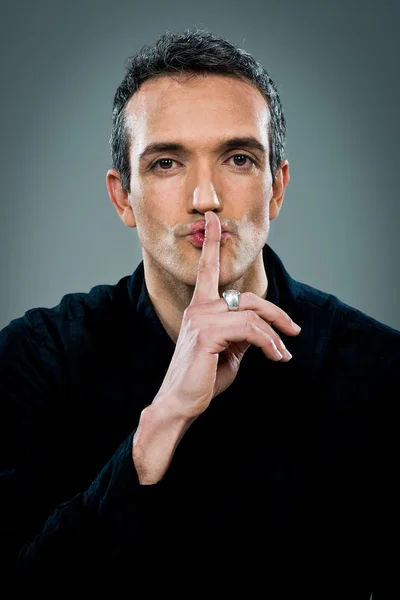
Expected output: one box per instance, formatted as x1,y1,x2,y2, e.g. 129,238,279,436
133,211,299,485
133,396,196,485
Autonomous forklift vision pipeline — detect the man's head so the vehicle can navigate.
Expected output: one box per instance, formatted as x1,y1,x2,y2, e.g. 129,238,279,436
109,28,287,192
106,28,290,293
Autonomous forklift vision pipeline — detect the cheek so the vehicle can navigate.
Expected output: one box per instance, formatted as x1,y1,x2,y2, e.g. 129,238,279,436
133,177,175,215
234,182,271,246
129,179,157,225
234,177,271,220
251,198,270,223
130,182,174,249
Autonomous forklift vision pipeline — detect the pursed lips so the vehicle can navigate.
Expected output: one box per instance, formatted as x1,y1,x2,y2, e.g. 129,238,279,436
188,220,230,236
185,220,231,247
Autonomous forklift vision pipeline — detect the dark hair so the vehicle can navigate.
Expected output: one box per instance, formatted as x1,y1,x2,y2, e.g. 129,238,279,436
110,27,286,192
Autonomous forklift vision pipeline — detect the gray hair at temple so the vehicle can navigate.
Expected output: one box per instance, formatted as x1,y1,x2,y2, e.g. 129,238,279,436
109,27,287,192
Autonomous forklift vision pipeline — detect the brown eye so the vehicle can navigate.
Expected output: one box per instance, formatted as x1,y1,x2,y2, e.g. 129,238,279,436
153,159,175,170
233,155,248,166
228,154,256,169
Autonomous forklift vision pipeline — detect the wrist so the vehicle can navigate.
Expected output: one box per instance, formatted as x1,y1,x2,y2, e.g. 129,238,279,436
132,397,195,485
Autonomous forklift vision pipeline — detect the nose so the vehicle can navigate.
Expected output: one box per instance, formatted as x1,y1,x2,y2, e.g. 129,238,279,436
186,164,222,215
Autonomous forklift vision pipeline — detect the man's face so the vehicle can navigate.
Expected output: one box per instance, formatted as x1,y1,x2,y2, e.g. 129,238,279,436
118,73,287,287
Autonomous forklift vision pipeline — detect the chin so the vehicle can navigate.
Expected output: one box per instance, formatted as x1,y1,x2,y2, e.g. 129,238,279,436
217,267,243,289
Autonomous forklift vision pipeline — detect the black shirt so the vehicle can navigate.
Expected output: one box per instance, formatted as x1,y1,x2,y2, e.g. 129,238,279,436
1,243,398,595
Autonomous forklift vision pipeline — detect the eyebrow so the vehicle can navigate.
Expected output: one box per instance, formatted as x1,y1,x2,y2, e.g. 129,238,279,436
138,136,267,162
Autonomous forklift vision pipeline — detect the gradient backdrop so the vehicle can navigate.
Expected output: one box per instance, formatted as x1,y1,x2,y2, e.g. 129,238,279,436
0,0,399,331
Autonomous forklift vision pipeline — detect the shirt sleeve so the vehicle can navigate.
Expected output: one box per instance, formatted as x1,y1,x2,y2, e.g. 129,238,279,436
0,315,170,579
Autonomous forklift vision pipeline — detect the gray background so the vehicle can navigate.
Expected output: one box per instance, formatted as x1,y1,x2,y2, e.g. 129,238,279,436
1,0,399,331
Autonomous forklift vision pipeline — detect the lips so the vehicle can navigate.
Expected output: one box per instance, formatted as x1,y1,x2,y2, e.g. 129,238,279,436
189,221,206,235
189,231,206,248
189,220,229,235
187,221,231,248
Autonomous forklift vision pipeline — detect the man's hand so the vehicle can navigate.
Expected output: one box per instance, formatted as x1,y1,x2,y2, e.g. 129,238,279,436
154,210,301,420
133,210,301,483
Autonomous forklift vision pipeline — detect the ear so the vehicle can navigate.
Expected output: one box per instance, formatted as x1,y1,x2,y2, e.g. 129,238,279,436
269,160,290,221
106,168,136,228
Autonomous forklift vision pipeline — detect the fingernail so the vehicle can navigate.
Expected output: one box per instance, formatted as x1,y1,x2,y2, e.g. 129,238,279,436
283,349,292,360
292,322,301,332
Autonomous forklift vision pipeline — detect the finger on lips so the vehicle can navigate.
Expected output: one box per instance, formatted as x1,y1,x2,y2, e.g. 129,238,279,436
191,211,221,305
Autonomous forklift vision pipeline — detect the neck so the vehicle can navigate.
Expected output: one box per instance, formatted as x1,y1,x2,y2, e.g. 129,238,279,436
143,251,268,343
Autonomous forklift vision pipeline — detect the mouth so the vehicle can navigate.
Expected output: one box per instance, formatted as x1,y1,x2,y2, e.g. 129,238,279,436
187,231,230,248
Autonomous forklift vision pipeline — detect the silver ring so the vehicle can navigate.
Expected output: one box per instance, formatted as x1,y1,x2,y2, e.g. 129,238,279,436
222,289,241,311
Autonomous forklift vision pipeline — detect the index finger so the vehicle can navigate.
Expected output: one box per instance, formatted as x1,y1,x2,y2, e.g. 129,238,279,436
190,211,221,305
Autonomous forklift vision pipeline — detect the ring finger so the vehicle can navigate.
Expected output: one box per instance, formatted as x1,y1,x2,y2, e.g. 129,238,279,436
188,310,293,361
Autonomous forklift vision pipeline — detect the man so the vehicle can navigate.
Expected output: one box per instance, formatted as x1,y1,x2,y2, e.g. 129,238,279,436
1,28,398,594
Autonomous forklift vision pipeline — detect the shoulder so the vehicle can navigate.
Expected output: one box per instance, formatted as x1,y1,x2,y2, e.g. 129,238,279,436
294,279,400,379
25,276,131,327
269,243,399,352
0,274,133,361
299,280,399,340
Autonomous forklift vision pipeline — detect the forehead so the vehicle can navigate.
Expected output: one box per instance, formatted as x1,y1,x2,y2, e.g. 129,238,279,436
125,74,270,144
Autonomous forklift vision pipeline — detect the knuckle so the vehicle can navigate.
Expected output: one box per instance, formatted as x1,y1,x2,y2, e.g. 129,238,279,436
197,261,208,278
245,319,257,333
197,258,219,276
187,314,201,330
272,329,283,344
196,328,209,346
183,305,195,320
242,291,256,304
243,309,257,323
266,336,278,349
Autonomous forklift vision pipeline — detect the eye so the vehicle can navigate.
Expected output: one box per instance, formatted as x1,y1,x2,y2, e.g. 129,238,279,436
150,154,257,173
151,158,179,171
226,154,256,170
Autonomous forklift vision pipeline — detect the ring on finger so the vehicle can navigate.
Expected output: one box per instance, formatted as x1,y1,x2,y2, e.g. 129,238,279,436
222,289,241,311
